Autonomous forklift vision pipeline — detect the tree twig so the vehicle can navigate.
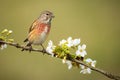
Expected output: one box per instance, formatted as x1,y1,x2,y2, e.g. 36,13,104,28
72,59,120,80
0,40,120,80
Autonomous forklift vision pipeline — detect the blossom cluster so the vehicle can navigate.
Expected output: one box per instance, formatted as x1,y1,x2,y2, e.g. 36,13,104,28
0,29,14,50
46,37,96,74
0,28,96,74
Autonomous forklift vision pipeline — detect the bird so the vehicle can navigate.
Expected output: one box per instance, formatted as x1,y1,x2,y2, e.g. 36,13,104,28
22,10,54,52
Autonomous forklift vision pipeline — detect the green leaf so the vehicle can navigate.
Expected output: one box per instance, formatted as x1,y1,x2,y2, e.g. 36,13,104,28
0,36,5,41
8,39,14,42
1,29,8,34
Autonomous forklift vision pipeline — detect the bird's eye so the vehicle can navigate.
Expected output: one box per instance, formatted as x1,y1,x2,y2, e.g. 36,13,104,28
46,13,49,15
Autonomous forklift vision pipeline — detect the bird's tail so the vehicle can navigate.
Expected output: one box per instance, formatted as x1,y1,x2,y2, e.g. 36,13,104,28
24,38,28,42
21,38,31,51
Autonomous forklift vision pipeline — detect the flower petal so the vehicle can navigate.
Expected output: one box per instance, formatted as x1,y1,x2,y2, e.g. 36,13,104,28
67,37,72,42
63,60,73,70
73,38,80,46
8,30,13,34
46,40,55,57
82,44,86,50
66,60,72,70
85,58,96,67
80,51,87,57
75,50,80,56
59,39,67,46
0,44,7,50
80,65,92,74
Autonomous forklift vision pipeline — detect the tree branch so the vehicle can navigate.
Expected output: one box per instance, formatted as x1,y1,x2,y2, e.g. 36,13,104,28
0,40,120,80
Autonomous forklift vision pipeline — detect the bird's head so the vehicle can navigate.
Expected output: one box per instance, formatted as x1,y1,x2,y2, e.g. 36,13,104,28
39,10,54,24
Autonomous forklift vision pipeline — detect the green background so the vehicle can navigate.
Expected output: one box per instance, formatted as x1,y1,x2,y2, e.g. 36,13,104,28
0,0,120,80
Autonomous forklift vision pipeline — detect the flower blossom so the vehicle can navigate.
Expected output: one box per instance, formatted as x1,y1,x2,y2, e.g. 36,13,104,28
8,30,13,34
79,58,96,74
75,44,87,57
0,44,7,50
46,40,56,57
72,38,81,46
62,59,72,70
85,58,96,67
59,39,67,46
59,37,80,48
80,64,91,74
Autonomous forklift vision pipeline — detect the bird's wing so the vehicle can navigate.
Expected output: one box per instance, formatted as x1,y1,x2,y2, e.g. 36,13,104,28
23,38,28,42
29,19,39,33
23,19,39,42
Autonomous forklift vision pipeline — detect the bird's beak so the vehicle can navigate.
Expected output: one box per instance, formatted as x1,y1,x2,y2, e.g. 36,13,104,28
52,15,55,18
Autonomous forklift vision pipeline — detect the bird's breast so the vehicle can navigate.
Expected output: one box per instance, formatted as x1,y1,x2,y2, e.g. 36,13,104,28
28,24,51,45
37,23,51,34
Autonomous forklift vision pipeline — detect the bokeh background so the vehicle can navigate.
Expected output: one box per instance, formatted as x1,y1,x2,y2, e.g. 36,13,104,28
0,0,120,80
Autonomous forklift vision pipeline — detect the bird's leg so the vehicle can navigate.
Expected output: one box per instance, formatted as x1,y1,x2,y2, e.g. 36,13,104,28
41,44,46,54
21,42,32,52
28,45,33,52
21,46,32,52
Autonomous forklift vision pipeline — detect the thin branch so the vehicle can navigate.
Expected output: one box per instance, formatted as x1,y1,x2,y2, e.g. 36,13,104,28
72,59,120,80
0,40,120,80
0,40,49,55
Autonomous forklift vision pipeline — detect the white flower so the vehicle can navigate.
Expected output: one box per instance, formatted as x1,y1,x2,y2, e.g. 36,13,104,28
79,59,96,74
80,65,91,74
0,44,7,50
8,30,13,34
85,58,96,67
80,68,91,74
62,59,66,64
75,44,87,57
66,37,73,47
46,40,56,57
67,37,72,42
62,59,72,70
59,39,67,46
59,37,73,47
67,37,81,47
59,37,81,48
72,38,80,46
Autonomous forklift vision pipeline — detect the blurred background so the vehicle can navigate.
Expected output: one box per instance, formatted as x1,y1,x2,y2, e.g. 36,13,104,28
0,0,120,80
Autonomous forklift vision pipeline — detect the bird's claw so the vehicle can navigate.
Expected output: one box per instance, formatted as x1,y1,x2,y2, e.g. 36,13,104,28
21,46,33,52
28,46,33,52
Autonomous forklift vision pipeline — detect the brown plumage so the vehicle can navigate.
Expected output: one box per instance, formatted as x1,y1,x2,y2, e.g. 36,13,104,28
22,11,54,51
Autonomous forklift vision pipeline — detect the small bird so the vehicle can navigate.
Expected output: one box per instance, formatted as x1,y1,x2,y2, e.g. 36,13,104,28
22,10,54,52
